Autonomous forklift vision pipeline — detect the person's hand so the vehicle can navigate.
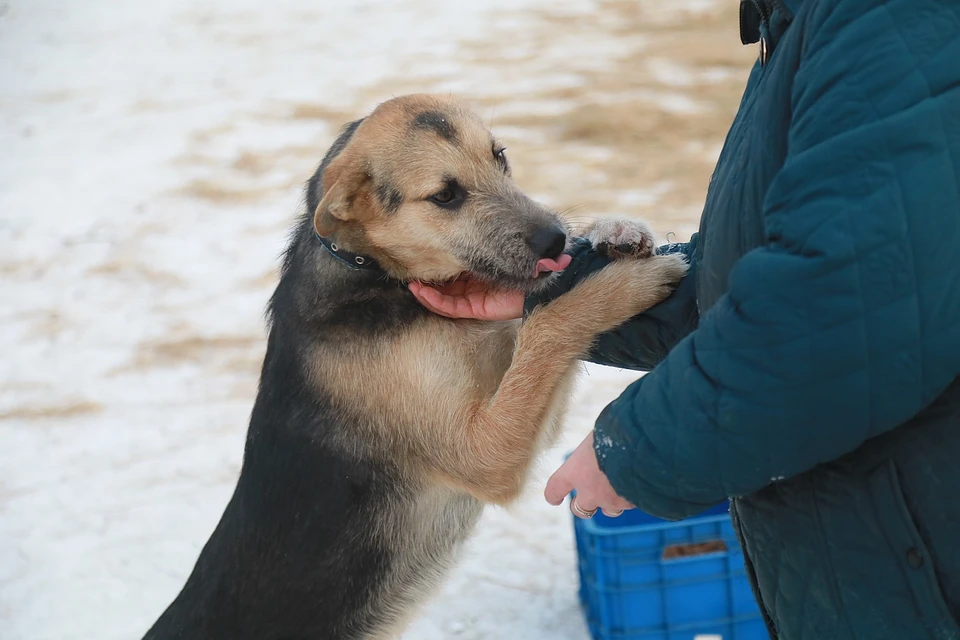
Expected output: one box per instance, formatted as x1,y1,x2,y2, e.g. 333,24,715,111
408,274,525,321
544,431,634,518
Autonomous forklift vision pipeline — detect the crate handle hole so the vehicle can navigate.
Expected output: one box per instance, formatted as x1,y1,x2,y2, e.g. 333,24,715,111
661,539,727,560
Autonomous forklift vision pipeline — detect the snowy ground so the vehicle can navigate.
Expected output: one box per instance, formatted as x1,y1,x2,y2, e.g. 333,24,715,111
0,1,752,638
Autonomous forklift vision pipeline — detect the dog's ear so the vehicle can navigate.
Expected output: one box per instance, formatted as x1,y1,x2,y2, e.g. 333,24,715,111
313,153,372,237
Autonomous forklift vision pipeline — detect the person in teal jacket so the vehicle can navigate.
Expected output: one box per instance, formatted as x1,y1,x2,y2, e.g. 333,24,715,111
410,0,960,637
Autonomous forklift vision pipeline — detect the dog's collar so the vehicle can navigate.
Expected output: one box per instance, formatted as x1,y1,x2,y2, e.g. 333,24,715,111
314,230,382,272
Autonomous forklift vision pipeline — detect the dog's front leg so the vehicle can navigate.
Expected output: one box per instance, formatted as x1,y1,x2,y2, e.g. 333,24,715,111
437,253,688,504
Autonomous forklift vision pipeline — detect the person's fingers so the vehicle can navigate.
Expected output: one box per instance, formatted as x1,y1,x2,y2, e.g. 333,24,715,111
431,278,469,296
570,496,599,519
410,280,486,318
544,468,575,506
411,284,464,318
408,282,441,312
433,289,478,318
436,288,521,320
599,493,635,516
474,289,524,321
410,279,524,321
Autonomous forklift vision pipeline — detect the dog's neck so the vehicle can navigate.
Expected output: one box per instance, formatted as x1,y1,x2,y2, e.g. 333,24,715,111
281,222,429,337
313,229,383,273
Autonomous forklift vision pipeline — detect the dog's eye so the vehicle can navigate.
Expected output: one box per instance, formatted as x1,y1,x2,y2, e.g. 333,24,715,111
427,181,465,209
430,188,455,204
493,146,509,174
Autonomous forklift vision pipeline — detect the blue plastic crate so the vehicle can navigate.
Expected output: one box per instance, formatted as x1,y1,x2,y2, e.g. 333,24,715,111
572,498,768,640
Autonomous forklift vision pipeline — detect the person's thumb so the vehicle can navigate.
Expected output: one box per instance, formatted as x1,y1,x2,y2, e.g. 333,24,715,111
544,469,575,506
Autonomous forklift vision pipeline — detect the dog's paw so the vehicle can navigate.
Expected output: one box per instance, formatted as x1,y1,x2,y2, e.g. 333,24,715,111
584,216,656,260
625,253,690,314
652,252,690,286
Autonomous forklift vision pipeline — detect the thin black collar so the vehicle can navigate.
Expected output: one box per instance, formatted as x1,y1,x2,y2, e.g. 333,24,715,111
314,229,382,272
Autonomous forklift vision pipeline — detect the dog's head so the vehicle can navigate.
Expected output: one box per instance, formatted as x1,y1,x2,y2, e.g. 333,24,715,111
307,94,569,291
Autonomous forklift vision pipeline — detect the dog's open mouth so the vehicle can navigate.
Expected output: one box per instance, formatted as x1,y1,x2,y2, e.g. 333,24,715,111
534,254,572,279
450,251,573,293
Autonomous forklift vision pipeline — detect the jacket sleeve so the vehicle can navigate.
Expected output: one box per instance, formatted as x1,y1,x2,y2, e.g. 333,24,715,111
594,0,960,520
523,234,699,371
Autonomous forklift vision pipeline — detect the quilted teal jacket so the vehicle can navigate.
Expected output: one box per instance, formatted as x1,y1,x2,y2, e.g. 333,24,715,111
528,1,960,638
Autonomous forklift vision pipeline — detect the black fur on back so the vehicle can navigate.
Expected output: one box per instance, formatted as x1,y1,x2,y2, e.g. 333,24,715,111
143,119,432,640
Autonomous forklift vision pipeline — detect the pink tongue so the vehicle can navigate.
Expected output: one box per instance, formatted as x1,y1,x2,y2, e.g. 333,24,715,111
535,253,572,275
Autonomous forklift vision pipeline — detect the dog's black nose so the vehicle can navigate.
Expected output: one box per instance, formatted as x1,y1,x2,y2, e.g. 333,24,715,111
528,227,567,260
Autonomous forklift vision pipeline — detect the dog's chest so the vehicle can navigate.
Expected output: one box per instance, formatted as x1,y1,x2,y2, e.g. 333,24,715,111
463,320,519,396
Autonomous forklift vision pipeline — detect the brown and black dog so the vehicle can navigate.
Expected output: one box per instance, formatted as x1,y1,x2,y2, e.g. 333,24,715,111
142,94,687,640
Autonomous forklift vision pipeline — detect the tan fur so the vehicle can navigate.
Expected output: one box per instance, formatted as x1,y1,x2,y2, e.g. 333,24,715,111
305,94,688,638
313,255,684,504
313,95,539,283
